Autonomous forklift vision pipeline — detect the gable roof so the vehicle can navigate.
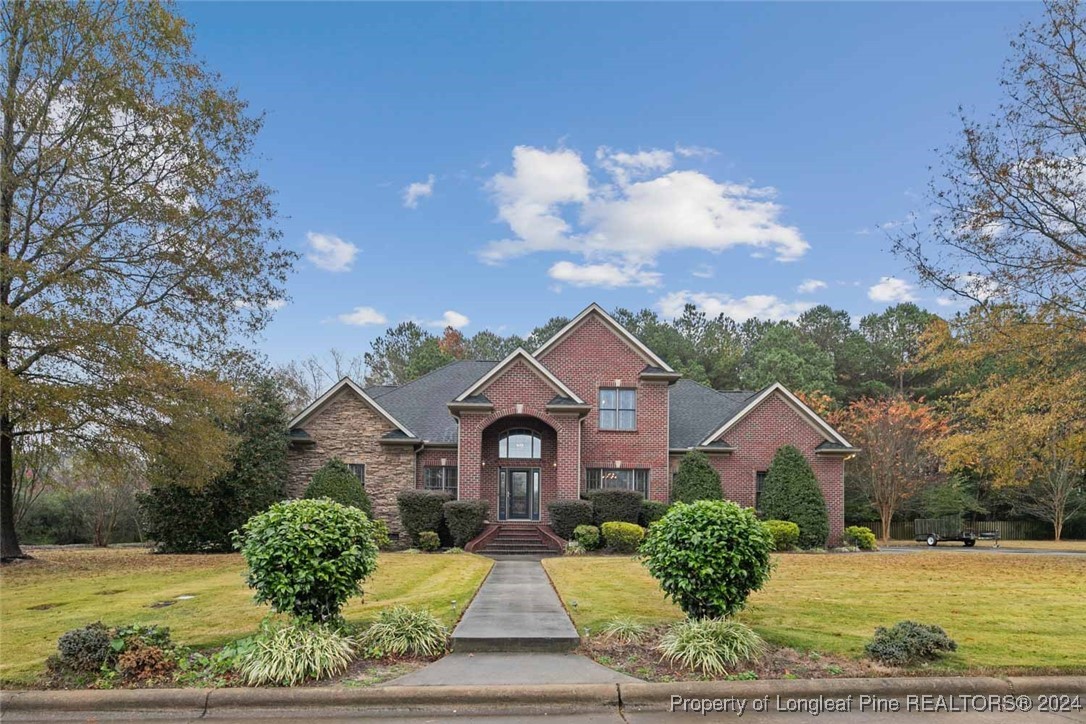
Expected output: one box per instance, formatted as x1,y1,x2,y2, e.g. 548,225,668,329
454,348,584,404
696,382,854,448
289,377,416,439
373,360,498,444
533,303,675,373
668,379,757,449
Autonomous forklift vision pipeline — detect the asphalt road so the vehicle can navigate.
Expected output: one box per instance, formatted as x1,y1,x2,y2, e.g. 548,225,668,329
878,546,1086,556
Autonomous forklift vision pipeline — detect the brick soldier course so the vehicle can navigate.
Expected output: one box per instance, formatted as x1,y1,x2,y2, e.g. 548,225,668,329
287,303,858,546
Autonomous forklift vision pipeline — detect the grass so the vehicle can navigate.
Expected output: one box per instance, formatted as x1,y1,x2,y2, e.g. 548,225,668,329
0,547,492,684
542,552,1086,672
886,539,1086,552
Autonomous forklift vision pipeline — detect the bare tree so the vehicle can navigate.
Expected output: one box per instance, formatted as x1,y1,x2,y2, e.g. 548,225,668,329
1015,433,1086,541
276,348,367,415
895,0,1086,326
11,433,57,527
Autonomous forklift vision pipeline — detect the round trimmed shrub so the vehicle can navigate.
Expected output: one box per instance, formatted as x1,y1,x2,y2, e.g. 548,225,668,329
585,489,642,525
55,622,114,672
443,500,489,548
639,500,670,527
670,451,723,503
235,499,379,623
304,458,372,515
548,500,593,539
417,531,441,551
763,519,800,552
759,445,829,549
640,500,773,619
844,525,877,551
397,490,452,546
572,524,601,550
601,521,645,553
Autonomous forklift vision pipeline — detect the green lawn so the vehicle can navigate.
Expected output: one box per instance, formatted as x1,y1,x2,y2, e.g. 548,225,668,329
543,553,1086,672
0,548,492,684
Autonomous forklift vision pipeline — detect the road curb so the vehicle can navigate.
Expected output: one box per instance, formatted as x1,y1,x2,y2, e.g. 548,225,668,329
1,676,1083,715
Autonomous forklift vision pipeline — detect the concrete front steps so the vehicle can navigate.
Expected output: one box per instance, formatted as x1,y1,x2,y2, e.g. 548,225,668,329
466,524,564,557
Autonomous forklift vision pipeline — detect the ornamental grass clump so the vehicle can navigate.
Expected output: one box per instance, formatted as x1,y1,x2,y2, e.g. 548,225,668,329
240,618,355,686
600,618,648,644
359,606,448,657
657,618,766,677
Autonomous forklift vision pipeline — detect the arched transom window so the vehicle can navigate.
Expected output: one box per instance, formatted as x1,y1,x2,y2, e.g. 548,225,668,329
498,429,541,459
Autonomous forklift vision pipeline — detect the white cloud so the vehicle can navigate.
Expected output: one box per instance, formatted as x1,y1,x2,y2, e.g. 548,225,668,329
337,306,387,326
548,260,662,288
478,145,808,288
868,276,917,303
429,310,470,329
958,273,998,301
674,144,719,160
797,279,827,294
403,174,436,208
234,298,286,311
691,264,714,279
306,232,358,272
936,296,957,307
658,291,814,322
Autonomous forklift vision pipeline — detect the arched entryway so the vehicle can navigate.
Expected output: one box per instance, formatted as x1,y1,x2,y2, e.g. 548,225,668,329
480,415,557,523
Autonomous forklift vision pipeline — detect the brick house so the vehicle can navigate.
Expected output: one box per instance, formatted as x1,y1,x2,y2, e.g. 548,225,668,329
287,303,858,551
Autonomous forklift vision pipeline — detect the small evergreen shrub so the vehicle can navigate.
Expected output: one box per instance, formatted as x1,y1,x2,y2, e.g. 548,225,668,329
56,622,114,672
417,531,440,551
397,490,452,546
759,445,830,549
639,500,670,527
601,521,645,553
658,619,766,676
235,499,379,623
844,525,877,551
585,489,642,526
572,524,601,550
564,541,586,556
763,520,800,551
670,451,723,503
864,621,957,666
240,618,355,686
641,500,773,619
442,500,489,547
548,500,593,539
359,606,448,657
370,519,392,550
304,458,372,516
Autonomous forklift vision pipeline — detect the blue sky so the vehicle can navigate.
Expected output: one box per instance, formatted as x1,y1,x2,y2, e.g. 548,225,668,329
179,2,1037,364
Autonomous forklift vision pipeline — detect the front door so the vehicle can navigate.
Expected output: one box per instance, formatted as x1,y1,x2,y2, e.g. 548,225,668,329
500,467,539,521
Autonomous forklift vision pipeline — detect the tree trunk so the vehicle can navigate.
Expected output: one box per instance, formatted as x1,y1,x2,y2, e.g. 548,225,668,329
879,506,893,544
1053,511,1063,542
0,415,26,560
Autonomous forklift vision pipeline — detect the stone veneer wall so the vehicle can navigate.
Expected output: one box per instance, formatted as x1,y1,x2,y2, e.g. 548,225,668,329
286,388,415,534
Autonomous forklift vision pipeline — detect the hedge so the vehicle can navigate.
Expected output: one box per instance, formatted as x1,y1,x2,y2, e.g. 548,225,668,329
601,521,645,553
443,500,489,547
585,489,642,526
639,500,669,527
397,490,452,546
548,500,593,539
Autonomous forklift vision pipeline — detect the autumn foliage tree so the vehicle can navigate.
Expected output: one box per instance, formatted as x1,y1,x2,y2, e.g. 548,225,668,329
834,397,948,542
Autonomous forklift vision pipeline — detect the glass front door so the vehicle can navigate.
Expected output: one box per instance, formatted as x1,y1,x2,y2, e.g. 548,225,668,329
499,467,540,521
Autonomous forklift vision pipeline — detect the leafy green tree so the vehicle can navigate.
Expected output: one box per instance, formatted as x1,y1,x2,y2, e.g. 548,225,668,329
304,458,372,516
859,304,937,395
525,316,571,350
671,451,723,503
0,1,292,559
140,378,288,552
759,445,830,548
404,336,455,381
363,322,433,385
739,323,837,396
466,330,523,360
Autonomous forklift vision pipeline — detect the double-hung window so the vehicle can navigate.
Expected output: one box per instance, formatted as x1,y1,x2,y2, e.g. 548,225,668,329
585,468,649,497
347,463,366,487
755,470,768,512
424,466,458,497
599,388,636,430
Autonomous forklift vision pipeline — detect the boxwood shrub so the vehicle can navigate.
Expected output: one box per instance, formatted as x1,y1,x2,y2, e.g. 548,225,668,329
304,458,372,516
844,525,878,550
585,489,642,526
417,531,441,552
572,524,601,550
397,490,452,546
601,521,645,553
443,500,489,547
639,500,669,527
763,519,800,551
641,500,773,619
548,500,593,539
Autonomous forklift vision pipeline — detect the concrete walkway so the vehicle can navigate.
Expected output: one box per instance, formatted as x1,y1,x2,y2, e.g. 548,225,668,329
385,652,640,686
450,559,580,653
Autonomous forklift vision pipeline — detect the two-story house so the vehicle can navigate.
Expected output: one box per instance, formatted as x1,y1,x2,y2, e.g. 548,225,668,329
286,303,857,552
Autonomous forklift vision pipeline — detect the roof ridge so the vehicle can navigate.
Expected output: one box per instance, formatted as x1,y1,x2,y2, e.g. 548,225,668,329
380,358,496,394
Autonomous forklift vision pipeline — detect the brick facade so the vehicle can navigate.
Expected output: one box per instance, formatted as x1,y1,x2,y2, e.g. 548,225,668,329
286,388,414,534
286,306,849,546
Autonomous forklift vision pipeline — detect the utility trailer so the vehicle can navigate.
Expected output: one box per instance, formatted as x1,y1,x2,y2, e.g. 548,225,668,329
913,516,999,547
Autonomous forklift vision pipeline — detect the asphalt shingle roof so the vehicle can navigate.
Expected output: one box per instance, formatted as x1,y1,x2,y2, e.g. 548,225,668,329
667,379,757,449
367,360,498,444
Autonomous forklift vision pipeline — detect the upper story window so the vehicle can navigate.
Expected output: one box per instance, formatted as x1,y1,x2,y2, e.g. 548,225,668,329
347,463,366,486
599,388,636,430
498,429,541,459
